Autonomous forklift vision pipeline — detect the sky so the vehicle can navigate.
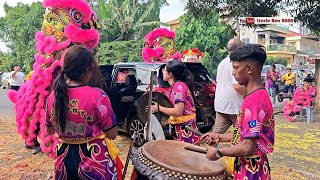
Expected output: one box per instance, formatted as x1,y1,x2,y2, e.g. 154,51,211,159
0,0,185,52
0,0,185,21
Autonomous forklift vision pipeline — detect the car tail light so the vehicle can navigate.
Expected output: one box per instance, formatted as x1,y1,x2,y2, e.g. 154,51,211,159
208,82,216,94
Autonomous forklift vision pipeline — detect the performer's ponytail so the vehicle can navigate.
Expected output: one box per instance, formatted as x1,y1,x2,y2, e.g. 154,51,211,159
53,45,94,133
184,70,200,107
53,71,69,133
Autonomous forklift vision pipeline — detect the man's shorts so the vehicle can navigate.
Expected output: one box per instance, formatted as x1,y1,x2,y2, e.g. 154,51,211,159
285,85,294,93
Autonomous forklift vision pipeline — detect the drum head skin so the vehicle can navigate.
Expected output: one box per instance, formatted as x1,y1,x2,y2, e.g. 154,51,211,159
132,140,227,180
137,92,173,124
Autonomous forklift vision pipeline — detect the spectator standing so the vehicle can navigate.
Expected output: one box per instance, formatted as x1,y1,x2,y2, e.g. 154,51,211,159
10,64,25,91
213,38,247,133
265,64,279,107
282,68,295,97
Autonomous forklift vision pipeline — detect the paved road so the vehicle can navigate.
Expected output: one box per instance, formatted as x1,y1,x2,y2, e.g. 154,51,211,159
0,87,15,115
273,95,285,112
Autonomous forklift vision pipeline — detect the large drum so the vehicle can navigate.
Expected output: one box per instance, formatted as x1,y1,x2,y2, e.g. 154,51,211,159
131,140,228,180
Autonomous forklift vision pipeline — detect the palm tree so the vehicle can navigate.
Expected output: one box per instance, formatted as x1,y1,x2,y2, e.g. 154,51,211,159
98,0,167,41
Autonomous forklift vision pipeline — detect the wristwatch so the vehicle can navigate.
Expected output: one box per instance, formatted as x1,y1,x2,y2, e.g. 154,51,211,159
215,146,223,158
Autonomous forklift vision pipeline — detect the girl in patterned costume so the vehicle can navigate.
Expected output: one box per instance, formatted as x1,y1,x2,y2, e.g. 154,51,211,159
201,44,274,180
151,60,200,145
282,75,316,122
45,46,122,180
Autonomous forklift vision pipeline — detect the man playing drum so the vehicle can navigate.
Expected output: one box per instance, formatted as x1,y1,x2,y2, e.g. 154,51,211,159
201,44,274,180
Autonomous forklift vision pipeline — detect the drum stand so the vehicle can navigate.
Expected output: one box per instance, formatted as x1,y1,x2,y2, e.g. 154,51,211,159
123,71,157,180
122,131,138,180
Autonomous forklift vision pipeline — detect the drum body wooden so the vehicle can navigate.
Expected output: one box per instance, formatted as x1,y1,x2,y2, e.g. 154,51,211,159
131,140,228,180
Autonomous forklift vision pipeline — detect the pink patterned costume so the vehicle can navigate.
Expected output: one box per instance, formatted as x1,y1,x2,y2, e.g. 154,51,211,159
46,86,118,180
282,85,316,122
232,88,274,180
7,0,100,158
166,81,200,145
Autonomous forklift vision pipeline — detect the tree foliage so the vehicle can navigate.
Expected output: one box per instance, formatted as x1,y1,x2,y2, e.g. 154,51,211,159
175,12,236,77
97,40,143,65
184,0,320,36
97,0,165,42
265,56,288,66
0,2,43,72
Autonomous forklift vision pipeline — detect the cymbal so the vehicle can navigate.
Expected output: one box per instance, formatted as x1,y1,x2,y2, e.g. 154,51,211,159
137,92,173,124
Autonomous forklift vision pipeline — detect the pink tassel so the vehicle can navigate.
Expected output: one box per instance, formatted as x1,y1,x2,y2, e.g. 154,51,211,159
10,0,100,159
7,90,17,103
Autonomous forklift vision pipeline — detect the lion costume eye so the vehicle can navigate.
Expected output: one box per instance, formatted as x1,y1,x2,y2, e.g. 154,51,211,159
70,9,82,24
91,13,96,21
153,37,160,46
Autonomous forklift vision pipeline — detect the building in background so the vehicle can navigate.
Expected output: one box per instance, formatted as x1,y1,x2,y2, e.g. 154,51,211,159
166,17,319,69
239,24,319,69
166,19,180,32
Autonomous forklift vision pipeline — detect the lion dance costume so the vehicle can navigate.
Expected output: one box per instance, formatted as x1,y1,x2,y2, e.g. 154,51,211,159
282,85,316,122
8,0,100,158
142,28,181,62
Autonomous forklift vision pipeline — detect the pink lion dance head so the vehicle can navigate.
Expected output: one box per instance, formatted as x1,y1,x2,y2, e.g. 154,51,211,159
282,81,316,122
142,28,181,63
8,0,100,158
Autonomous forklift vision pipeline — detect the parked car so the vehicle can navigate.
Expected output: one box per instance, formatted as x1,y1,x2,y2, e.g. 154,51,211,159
2,72,11,89
100,62,216,146
0,72,3,86
300,69,315,80
311,69,315,75
290,68,302,86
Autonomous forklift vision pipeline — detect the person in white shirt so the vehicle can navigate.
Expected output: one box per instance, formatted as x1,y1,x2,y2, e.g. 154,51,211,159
10,64,25,91
213,38,247,133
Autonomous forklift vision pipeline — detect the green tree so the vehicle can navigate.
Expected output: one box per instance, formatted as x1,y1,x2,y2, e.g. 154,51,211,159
97,40,143,64
0,2,43,72
0,52,14,72
266,56,288,66
175,12,236,77
97,0,166,42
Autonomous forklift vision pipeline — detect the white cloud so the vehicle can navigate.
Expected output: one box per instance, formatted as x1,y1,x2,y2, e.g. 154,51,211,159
160,2,185,23
166,0,181,5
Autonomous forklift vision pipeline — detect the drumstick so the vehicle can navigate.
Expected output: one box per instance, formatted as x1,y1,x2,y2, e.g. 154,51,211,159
185,125,203,136
184,146,208,154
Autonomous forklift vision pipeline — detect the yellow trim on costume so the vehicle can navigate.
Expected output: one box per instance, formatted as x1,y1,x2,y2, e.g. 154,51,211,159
25,71,34,81
59,133,119,160
223,156,234,174
245,155,261,158
168,113,196,124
